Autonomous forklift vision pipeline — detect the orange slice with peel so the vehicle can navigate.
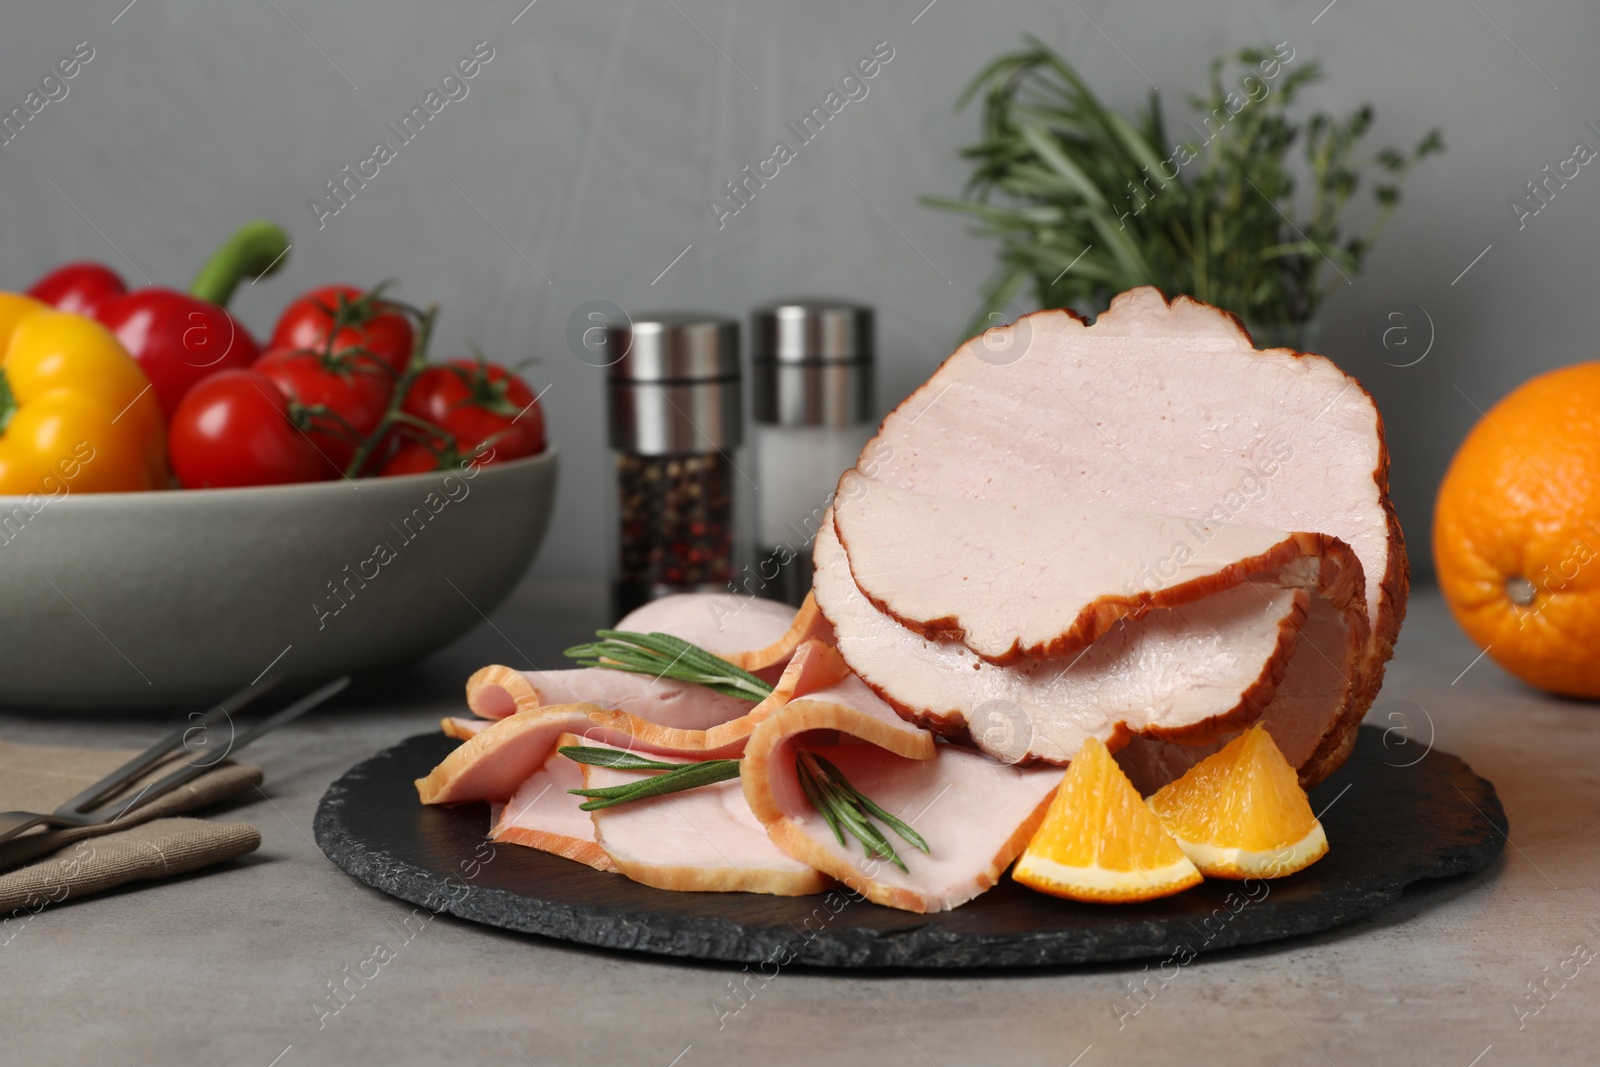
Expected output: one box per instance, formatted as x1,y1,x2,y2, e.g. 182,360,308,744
1013,735,1202,904
1147,724,1328,880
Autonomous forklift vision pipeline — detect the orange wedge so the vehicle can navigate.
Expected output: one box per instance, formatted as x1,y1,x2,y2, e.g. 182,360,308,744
1013,736,1202,904
1147,724,1328,880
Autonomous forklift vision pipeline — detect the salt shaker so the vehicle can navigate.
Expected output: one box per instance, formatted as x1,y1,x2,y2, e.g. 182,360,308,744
750,300,875,605
605,312,743,618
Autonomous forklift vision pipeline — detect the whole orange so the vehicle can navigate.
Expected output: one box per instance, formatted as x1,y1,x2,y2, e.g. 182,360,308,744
1434,363,1600,697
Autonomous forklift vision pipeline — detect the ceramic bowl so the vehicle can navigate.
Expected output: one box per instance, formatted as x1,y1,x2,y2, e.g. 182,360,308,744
0,448,558,708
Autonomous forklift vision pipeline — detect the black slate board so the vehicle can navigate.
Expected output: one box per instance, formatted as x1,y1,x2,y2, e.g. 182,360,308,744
313,725,1506,969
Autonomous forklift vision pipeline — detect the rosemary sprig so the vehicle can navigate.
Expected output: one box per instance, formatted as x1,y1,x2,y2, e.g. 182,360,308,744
564,630,775,703
556,743,935,873
797,751,929,873
559,745,741,811
924,36,1443,336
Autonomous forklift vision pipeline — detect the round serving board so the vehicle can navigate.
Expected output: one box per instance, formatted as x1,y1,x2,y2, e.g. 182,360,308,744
313,725,1505,969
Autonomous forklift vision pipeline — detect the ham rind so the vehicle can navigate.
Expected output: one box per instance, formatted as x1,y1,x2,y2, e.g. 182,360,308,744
490,737,617,872
582,742,830,896
741,663,1060,913
844,286,1401,784
441,716,489,740
419,641,856,806
729,593,836,678
813,516,1357,763
836,472,1337,665
464,665,756,728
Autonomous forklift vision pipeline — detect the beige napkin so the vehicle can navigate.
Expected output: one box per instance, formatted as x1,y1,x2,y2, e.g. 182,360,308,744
0,739,264,914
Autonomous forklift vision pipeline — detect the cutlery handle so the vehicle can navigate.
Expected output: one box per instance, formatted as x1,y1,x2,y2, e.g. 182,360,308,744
102,676,351,822
0,811,48,846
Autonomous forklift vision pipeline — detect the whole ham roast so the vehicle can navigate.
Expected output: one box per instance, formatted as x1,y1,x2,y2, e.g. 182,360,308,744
816,286,1405,789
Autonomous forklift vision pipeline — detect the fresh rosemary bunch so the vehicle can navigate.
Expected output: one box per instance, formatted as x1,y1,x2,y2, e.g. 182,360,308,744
797,751,929,873
924,36,1443,335
564,630,775,702
559,745,742,811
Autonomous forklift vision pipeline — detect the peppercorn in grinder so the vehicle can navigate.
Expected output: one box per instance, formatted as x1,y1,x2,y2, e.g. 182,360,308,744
605,312,744,618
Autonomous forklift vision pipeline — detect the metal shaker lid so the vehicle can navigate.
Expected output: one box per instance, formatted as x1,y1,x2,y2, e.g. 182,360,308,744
606,312,742,453
751,300,873,426
751,300,873,363
607,312,740,382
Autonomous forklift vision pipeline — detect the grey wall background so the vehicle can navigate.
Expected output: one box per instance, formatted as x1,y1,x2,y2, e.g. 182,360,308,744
2,0,1595,583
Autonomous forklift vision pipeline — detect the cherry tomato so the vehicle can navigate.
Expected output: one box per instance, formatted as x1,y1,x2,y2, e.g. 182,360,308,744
169,370,334,488
400,359,545,464
254,347,392,475
26,262,128,319
270,285,414,374
378,441,452,476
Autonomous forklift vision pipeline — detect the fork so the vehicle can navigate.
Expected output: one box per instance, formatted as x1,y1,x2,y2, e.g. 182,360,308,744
0,675,349,847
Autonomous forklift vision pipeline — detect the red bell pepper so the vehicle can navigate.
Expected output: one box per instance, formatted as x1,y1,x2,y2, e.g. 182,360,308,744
26,221,291,420
25,262,125,318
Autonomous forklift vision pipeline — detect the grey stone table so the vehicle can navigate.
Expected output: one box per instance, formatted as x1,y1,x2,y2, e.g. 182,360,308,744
3,579,1595,1066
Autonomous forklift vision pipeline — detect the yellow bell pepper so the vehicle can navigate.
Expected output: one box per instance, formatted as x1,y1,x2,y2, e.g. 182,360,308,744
0,292,167,495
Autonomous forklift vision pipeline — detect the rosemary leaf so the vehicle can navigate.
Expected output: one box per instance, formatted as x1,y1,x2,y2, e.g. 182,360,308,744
797,755,849,849
563,630,774,703
568,758,741,811
557,745,685,772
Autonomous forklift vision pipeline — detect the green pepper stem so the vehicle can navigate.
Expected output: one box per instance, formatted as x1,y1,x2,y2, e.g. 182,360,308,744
187,220,292,307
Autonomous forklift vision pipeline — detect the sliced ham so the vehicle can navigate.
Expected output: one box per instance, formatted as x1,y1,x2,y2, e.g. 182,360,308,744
1117,589,1367,792
740,648,1060,912
826,286,1400,784
418,704,652,805
441,716,489,740
582,741,829,896
616,591,796,655
419,641,856,806
464,665,756,728
616,590,835,681
457,594,831,734
489,736,617,872
835,472,1347,664
814,515,1362,763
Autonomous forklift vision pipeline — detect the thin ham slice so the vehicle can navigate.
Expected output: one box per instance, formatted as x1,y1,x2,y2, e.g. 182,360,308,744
617,591,835,682
464,666,756,728
418,641,857,805
830,286,1400,784
740,646,1060,912
489,736,617,872
441,716,489,740
418,704,656,805
456,594,832,733
582,740,829,896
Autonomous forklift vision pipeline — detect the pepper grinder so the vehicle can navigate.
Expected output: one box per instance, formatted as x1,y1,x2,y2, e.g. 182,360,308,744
605,313,743,619
750,300,876,605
